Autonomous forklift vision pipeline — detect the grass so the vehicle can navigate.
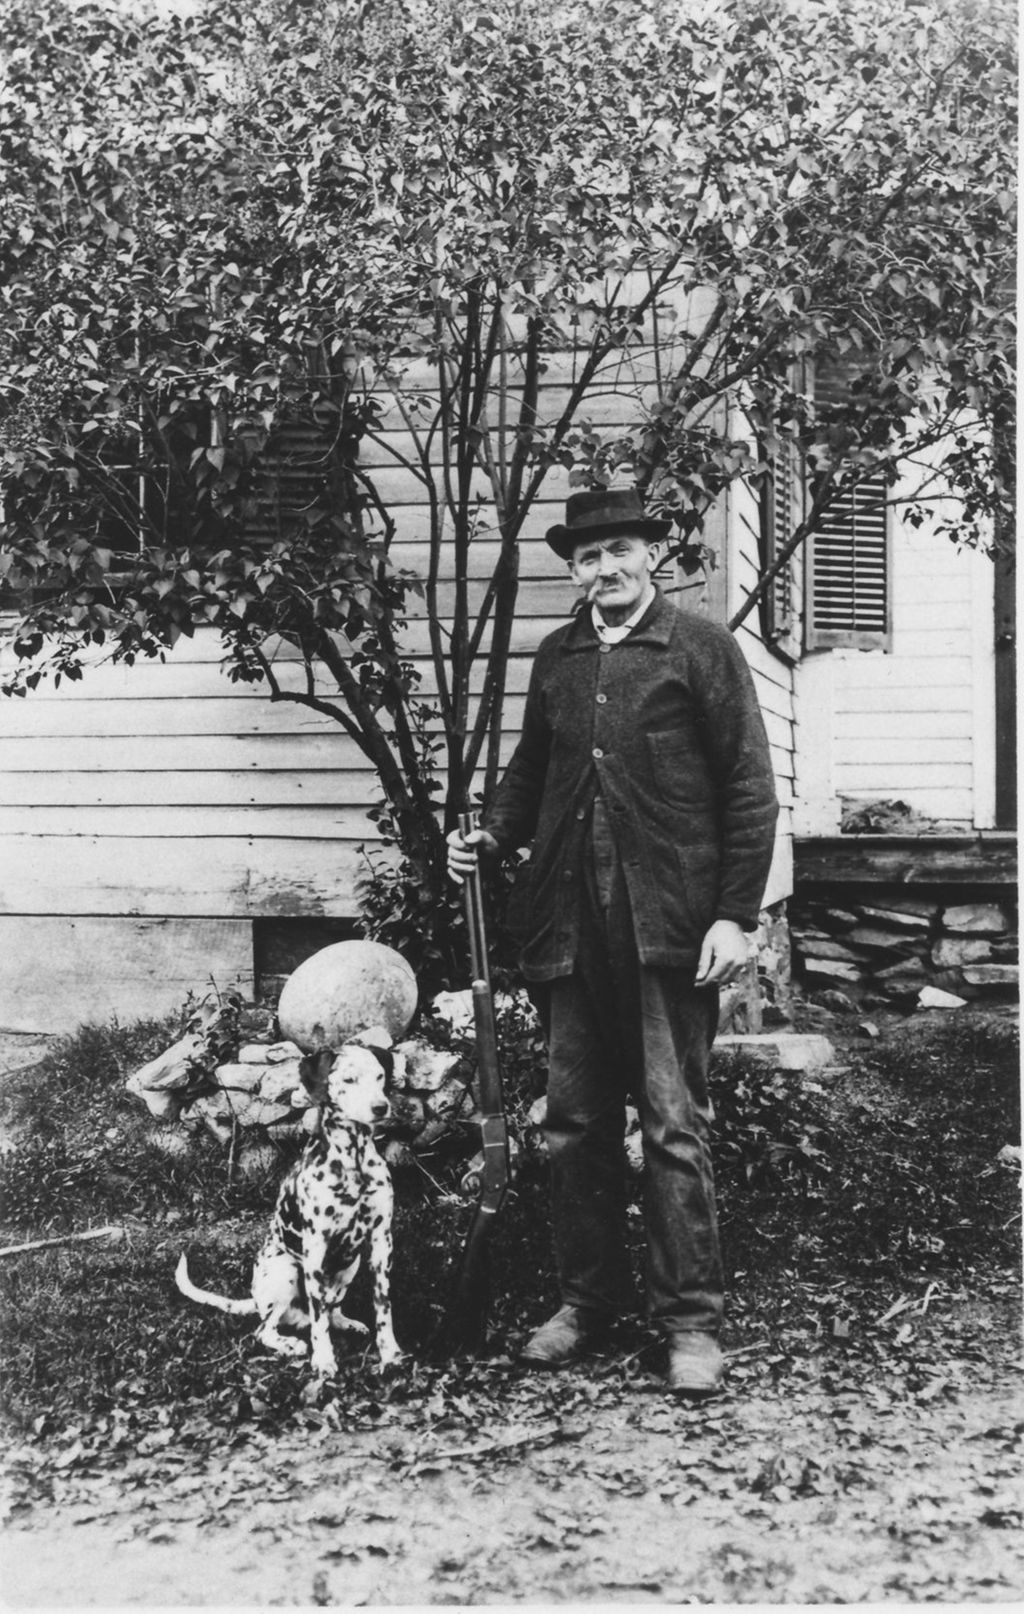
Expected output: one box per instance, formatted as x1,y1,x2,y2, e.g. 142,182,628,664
0,1005,1019,1436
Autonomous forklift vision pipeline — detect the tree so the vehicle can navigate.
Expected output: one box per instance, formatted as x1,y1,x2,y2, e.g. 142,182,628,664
0,0,1015,974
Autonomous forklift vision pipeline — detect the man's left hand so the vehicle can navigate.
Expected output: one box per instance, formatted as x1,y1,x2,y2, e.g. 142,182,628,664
695,920,750,987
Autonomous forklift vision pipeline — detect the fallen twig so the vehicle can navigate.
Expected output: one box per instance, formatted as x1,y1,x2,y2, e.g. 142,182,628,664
876,1294,915,1326
918,1281,939,1316
0,1225,123,1259
411,1420,565,1466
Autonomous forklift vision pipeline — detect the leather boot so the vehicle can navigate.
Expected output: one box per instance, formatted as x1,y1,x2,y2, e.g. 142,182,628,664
664,1333,724,1396
518,1304,611,1369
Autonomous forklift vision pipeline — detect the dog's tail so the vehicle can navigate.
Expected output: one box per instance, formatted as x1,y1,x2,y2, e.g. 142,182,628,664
174,1253,258,1316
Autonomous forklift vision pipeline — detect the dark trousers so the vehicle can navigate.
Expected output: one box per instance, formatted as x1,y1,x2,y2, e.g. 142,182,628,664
532,801,723,1335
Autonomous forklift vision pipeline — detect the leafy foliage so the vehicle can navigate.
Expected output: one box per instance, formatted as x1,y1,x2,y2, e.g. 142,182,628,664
0,0,1015,949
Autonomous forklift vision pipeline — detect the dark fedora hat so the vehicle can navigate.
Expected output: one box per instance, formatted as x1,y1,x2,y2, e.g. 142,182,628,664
546,488,671,561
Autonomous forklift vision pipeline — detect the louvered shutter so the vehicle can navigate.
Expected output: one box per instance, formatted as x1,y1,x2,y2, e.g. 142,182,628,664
757,432,802,660
764,439,797,644
805,474,891,650
245,421,333,544
805,360,892,651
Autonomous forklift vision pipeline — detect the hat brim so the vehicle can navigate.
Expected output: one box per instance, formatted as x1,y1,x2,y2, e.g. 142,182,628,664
545,516,672,561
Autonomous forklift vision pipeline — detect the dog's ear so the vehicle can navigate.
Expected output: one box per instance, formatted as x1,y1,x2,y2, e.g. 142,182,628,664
299,1049,335,1102
361,1045,394,1083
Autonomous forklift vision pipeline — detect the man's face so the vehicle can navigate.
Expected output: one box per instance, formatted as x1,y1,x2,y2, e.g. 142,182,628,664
568,532,660,622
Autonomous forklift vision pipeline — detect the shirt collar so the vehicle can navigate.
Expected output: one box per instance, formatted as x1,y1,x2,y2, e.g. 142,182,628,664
591,584,658,643
561,587,675,653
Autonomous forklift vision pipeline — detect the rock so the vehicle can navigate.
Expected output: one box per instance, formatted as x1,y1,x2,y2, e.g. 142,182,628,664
225,1094,295,1129
798,938,864,963
126,995,241,1104
237,1040,304,1064
429,990,476,1033
383,1140,417,1171
961,963,1019,989
857,906,934,931
277,940,418,1052
932,937,994,969
916,986,967,1010
262,1116,308,1140
874,957,927,980
715,1033,835,1074
802,959,862,983
213,1062,265,1094
859,1021,881,1039
396,1040,462,1093
812,989,858,1015
528,1095,548,1129
844,926,921,954
426,1076,471,1122
258,1063,307,1104
941,903,1010,935
135,1088,185,1122
996,1144,1022,1169
877,977,931,1000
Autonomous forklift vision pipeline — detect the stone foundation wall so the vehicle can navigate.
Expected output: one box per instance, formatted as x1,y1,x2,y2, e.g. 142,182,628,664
790,890,1019,1007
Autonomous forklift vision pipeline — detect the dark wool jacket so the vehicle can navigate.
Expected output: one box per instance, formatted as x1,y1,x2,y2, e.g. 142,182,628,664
483,591,779,982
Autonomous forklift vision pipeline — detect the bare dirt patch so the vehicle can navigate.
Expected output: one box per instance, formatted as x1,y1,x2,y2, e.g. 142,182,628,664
3,1291,1022,1607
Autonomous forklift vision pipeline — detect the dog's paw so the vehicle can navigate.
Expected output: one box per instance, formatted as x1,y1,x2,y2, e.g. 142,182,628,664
259,1327,308,1360
330,1311,370,1338
377,1336,405,1371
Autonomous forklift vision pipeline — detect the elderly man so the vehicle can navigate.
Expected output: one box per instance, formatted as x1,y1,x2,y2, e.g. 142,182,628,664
447,488,778,1395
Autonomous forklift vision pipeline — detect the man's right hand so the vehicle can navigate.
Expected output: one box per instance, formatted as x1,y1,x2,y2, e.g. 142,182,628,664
446,825,499,884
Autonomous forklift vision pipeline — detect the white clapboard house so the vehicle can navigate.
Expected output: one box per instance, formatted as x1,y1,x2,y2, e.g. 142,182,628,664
1,298,1015,1032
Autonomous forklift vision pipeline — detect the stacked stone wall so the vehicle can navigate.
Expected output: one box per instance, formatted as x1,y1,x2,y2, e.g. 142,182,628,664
790,888,1018,1007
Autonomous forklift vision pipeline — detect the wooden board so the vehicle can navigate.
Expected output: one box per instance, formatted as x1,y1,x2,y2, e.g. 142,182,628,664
794,834,1018,887
0,916,254,1034
0,805,379,840
0,836,381,917
0,769,383,808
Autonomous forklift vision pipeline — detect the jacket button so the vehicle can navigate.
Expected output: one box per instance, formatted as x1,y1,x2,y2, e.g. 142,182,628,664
596,693,608,705
592,747,604,759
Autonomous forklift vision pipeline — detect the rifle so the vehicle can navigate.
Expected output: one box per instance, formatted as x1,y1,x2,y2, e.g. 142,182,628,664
430,810,511,1357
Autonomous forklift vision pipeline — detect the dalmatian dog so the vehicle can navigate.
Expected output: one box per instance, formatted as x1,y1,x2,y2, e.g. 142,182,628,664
175,1033,402,1375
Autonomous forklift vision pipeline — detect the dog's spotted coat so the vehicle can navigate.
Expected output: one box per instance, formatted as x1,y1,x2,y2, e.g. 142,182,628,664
176,1039,401,1374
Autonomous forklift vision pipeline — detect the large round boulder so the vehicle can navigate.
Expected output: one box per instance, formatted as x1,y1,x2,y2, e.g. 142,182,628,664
277,940,418,1052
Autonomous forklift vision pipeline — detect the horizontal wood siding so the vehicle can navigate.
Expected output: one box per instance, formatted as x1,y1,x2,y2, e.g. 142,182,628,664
0,916,253,1033
728,474,797,908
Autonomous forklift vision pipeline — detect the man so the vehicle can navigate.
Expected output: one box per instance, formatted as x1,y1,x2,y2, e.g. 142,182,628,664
447,487,778,1395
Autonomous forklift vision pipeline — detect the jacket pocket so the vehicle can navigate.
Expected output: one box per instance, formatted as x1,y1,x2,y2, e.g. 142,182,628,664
645,729,714,810
672,842,720,941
